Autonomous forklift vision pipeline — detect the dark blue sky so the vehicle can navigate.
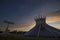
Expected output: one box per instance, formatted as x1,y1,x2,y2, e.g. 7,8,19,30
0,0,60,31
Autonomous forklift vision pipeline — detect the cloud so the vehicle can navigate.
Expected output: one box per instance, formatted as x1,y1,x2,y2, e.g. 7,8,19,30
46,10,60,29
46,16,60,23
9,23,35,31
47,10,60,16
48,21,60,29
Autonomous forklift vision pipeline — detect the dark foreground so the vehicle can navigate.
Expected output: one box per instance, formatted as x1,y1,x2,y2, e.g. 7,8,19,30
0,35,60,40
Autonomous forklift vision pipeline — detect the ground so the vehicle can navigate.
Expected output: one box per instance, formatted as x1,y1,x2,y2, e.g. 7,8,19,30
0,35,60,40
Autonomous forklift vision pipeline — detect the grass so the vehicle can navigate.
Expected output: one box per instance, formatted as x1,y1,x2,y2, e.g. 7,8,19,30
0,35,60,40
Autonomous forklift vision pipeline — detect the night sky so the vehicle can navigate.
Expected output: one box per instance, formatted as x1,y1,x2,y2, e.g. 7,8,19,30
0,0,60,31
